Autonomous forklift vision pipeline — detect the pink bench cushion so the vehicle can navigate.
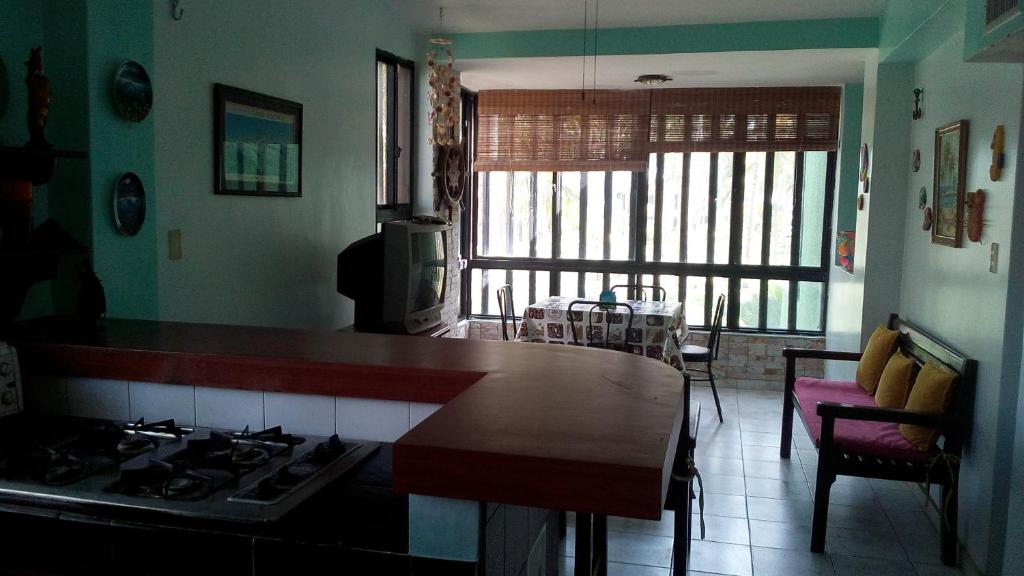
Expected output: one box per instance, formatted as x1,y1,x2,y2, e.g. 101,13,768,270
794,377,932,464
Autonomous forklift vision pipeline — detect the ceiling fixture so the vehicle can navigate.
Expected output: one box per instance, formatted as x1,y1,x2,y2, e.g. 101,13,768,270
635,74,672,85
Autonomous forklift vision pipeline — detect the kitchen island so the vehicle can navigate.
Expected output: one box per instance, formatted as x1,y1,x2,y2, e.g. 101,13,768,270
10,317,688,573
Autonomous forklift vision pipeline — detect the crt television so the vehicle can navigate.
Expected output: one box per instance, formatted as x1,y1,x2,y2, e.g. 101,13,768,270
337,220,449,335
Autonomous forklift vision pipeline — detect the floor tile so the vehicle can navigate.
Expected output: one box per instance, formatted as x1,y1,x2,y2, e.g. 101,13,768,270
698,456,745,476
825,525,907,560
606,530,674,567
607,511,676,537
911,562,964,576
747,496,813,524
830,554,915,576
751,545,836,576
698,493,749,519
690,540,753,576
560,557,671,576
692,513,750,545
896,528,944,564
823,503,885,529
698,473,746,496
884,509,937,535
811,483,878,508
741,431,782,448
748,519,815,551
741,445,788,463
743,460,806,482
745,477,812,501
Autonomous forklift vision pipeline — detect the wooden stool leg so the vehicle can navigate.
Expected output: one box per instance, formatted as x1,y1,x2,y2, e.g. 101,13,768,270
575,512,592,576
593,514,607,576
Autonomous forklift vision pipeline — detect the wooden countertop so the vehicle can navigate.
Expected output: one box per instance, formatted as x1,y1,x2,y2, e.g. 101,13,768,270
11,317,686,520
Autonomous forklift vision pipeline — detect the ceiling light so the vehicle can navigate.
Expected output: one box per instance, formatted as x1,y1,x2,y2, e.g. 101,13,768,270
635,74,672,85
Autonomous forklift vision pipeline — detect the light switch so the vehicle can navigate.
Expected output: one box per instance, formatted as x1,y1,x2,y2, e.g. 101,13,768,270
168,229,183,260
990,242,999,273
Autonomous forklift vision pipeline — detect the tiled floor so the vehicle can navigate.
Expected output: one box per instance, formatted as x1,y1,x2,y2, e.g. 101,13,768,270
559,385,965,576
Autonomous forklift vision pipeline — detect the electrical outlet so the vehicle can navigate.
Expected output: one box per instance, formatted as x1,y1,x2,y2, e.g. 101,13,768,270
168,229,183,260
990,242,999,273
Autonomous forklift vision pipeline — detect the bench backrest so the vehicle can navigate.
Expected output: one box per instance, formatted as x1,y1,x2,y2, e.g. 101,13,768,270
887,314,977,456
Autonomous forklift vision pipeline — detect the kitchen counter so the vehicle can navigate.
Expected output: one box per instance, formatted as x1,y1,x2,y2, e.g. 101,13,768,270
12,316,686,520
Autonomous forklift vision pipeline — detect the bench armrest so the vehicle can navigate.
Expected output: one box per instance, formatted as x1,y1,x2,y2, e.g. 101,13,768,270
816,401,945,427
783,348,862,362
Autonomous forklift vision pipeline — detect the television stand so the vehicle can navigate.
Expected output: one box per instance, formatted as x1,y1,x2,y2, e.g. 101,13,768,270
339,322,450,338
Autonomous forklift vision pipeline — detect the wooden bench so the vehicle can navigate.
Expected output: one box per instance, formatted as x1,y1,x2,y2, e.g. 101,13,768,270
779,314,976,566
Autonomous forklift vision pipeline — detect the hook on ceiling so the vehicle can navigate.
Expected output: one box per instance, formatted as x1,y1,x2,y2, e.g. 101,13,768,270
171,0,184,21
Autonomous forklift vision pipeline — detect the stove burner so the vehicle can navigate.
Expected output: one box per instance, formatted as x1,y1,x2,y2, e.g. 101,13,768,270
232,425,305,447
172,429,292,475
230,434,353,504
122,418,190,439
106,459,233,501
30,447,90,486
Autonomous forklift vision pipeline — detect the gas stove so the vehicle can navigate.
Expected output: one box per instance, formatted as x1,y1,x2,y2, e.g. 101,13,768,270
0,415,378,524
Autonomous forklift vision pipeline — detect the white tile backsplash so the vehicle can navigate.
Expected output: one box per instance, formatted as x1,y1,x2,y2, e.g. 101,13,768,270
264,392,335,436
129,381,195,425
410,402,442,429
336,397,410,442
195,386,264,430
66,378,130,420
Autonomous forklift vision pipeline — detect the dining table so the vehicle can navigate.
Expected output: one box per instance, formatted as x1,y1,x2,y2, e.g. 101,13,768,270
515,295,688,372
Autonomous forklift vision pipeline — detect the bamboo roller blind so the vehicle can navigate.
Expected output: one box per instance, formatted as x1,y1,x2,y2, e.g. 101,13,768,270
475,87,842,172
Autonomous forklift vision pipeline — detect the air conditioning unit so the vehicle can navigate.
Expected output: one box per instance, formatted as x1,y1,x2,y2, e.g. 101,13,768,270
987,0,1021,30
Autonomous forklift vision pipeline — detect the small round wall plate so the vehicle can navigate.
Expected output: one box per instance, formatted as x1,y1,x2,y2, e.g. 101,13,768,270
112,60,152,122
918,186,927,210
859,143,869,182
922,206,933,231
113,172,146,236
912,149,921,172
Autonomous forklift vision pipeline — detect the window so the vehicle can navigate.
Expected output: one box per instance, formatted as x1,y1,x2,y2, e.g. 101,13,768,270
464,88,840,334
376,50,414,223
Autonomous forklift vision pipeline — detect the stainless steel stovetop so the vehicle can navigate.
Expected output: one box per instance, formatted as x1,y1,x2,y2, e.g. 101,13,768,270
0,415,379,524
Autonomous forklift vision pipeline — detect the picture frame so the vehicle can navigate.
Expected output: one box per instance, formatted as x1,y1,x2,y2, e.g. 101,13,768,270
214,83,302,197
932,119,968,247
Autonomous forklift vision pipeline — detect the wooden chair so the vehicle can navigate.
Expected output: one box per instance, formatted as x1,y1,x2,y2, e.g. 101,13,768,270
609,284,668,302
681,294,725,422
495,284,517,341
779,314,976,565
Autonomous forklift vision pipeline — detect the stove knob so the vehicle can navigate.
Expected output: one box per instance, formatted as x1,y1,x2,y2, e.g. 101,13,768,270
0,362,11,377
1,390,14,406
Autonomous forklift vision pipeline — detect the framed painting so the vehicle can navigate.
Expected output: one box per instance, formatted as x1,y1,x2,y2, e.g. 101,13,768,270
214,84,302,197
932,120,968,247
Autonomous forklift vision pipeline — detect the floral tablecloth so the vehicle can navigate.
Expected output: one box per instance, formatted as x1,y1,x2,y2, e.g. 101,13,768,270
516,296,687,372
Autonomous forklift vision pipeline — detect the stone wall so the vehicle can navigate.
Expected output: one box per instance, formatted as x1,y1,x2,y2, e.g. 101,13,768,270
458,319,826,390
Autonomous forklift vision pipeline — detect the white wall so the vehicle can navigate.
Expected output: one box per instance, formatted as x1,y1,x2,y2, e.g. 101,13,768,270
898,32,1022,574
154,0,417,329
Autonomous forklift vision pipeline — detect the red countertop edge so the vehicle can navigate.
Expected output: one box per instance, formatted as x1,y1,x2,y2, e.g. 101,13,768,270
9,316,686,520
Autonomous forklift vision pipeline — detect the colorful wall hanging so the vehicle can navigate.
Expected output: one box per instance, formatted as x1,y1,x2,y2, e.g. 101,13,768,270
835,230,855,274
990,125,1005,181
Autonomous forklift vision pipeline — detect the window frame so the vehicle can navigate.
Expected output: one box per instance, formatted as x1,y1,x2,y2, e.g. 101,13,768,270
463,150,836,336
375,49,415,223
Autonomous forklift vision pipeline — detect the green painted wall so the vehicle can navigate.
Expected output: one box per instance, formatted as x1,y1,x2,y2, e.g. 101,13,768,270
879,0,963,62
837,83,864,233
84,0,158,320
445,18,879,59
153,0,418,329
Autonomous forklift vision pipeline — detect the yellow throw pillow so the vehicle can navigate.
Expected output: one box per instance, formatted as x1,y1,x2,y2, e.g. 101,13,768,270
856,325,900,395
899,362,957,451
875,351,916,408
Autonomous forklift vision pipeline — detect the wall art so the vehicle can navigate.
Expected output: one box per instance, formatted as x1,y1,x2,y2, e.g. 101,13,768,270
990,125,1005,181
112,61,152,122
912,149,921,172
967,189,985,243
922,206,933,230
113,172,145,236
214,84,302,197
932,120,968,247
918,186,927,210
836,230,855,274
860,143,870,182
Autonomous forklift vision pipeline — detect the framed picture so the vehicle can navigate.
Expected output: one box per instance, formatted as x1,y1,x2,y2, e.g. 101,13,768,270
835,230,854,275
214,84,302,197
932,120,968,247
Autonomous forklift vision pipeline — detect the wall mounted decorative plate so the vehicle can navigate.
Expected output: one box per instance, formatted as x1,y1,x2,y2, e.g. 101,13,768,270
922,206,933,230
112,61,153,122
113,172,146,236
863,176,870,195
857,194,865,211
912,149,921,173
918,186,927,210
860,143,869,182
991,125,1005,181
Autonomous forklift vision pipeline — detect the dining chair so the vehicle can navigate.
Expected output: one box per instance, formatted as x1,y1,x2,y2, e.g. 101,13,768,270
496,284,517,341
609,284,667,302
566,300,635,350
681,294,725,422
